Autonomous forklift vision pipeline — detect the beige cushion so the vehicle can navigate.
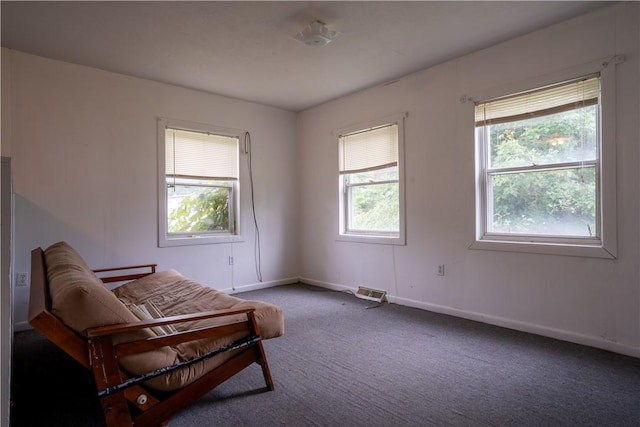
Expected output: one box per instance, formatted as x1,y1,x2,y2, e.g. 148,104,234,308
45,241,141,333
113,270,285,390
113,270,285,340
44,241,284,392
44,241,178,390
126,300,178,336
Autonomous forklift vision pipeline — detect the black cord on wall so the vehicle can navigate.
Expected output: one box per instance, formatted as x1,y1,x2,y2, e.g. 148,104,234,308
245,132,263,282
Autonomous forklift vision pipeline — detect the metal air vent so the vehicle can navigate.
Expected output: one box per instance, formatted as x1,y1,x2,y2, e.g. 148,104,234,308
355,286,387,303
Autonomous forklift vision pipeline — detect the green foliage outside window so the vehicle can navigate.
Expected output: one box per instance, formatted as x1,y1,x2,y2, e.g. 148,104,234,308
488,106,597,236
349,167,399,232
168,186,229,233
351,182,399,231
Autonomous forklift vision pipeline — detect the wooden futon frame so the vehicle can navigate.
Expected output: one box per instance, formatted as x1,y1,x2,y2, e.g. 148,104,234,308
28,247,274,427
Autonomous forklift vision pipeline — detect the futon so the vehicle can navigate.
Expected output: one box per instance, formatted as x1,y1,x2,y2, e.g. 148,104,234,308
29,240,284,427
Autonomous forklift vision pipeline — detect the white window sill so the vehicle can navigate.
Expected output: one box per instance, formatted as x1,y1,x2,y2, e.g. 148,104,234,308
336,233,405,246
469,238,616,259
159,235,245,248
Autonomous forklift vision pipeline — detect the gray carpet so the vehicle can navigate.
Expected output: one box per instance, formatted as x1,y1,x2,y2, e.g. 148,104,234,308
11,283,640,426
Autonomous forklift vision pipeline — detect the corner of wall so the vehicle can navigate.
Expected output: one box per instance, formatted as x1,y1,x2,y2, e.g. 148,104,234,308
0,46,12,427
1,47,12,158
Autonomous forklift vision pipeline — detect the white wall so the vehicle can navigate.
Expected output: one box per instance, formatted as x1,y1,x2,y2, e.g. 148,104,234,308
297,3,640,357
3,3,639,361
5,48,299,328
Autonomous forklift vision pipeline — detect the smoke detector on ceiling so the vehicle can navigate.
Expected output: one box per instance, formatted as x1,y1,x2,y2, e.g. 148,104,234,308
295,20,338,47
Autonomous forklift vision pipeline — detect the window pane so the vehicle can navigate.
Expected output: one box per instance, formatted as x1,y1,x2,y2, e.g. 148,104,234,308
488,167,596,237
489,105,597,169
167,183,230,233
349,181,399,232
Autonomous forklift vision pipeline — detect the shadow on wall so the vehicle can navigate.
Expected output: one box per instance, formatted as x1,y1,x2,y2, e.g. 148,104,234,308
12,193,113,329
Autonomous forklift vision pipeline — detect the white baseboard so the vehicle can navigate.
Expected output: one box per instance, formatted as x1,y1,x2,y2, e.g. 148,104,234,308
13,321,31,332
298,277,357,294
299,277,640,359
222,276,300,295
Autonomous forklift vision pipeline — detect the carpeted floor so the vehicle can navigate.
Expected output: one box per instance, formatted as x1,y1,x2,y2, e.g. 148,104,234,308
11,283,640,426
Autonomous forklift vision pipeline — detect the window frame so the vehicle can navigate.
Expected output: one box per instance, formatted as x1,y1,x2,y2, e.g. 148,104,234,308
469,62,617,258
336,113,407,246
157,117,244,247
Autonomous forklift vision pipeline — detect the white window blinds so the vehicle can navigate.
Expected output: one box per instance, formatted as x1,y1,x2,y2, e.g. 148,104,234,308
339,124,398,174
475,75,600,126
165,128,239,180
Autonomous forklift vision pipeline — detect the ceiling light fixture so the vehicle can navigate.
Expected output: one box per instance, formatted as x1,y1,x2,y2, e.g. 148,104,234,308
295,20,338,47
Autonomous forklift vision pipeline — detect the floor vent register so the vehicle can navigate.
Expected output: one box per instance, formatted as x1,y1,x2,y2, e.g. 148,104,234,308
355,286,387,303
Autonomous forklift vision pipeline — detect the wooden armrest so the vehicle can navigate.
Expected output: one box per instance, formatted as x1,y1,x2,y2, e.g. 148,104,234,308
87,308,259,359
85,308,256,338
117,323,252,357
93,263,157,283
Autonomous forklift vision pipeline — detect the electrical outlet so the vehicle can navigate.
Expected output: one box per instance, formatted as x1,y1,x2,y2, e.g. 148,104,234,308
16,272,29,287
437,265,445,276
228,256,234,266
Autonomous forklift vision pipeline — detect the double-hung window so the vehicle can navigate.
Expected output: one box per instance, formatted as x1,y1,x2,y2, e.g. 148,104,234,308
338,114,405,245
473,72,615,257
158,118,241,247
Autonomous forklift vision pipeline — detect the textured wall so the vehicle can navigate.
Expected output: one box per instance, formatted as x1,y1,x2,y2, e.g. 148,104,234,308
6,49,299,327
297,3,640,357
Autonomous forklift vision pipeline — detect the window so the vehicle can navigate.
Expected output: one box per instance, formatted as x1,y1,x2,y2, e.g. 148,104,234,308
473,71,616,258
158,118,241,247
337,114,406,245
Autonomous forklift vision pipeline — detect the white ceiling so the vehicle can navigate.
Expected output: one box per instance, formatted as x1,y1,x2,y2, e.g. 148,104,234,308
1,1,612,112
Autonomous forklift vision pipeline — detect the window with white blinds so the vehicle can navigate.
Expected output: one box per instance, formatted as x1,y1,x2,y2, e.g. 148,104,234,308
165,128,239,180
158,118,242,247
339,124,398,174
471,69,617,258
336,115,405,245
475,75,600,126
